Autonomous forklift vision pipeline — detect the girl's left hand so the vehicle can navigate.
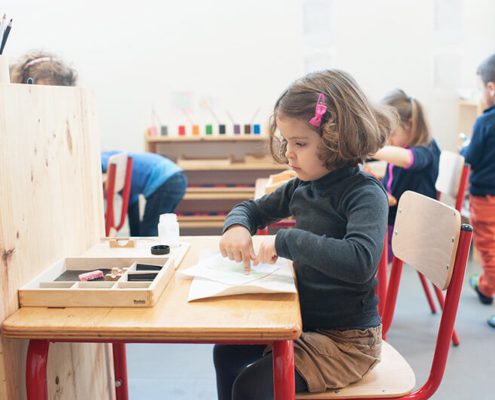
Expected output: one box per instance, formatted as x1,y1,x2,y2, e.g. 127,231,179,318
254,236,278,265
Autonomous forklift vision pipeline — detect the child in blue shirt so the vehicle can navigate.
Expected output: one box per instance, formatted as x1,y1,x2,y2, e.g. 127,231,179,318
460,53,495,317
214,70,396,398
101,151,187,236
373,89,441,261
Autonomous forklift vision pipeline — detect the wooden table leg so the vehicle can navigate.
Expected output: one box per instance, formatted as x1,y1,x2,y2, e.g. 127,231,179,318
26,340,49,400
272,340,295,400
112,343,129,400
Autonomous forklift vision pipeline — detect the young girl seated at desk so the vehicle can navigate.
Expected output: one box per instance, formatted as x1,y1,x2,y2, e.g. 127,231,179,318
214,69,396,398
372,89,441,262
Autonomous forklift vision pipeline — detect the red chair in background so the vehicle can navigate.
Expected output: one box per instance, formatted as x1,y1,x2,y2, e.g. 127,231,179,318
297,191,472,399
414,151,470,345
382,152,470,345
104,153,133,236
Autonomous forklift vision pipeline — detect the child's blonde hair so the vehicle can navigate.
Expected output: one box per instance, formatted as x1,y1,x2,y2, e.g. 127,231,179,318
269,69,396,170
10,50,77,86
381,89,431,147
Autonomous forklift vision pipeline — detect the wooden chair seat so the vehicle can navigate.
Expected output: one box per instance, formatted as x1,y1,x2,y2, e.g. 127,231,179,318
296,341,415,399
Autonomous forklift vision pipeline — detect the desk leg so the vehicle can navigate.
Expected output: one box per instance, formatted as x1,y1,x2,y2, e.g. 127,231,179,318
26,340,49,400
112,343,129,400
272,340,295,400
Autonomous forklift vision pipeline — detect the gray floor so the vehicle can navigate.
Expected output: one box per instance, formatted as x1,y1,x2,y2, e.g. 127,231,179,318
127,259,495,400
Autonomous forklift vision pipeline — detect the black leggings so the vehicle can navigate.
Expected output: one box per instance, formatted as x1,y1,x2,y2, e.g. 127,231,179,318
213,344,308,400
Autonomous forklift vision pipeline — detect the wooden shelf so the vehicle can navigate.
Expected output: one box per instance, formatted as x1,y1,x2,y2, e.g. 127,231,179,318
146,134,268,143
177,215,226,229
187,186,254,193
178,158,286,171
145,132,286,233
184,189,254,200
145,132,274,163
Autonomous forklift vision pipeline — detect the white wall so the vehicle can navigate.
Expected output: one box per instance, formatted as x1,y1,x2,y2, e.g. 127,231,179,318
3,0,494,152
3,0,305,151
302,0,495,150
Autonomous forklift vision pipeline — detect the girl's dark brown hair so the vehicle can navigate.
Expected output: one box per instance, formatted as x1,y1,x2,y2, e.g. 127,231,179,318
10,50,78,86
269,69,397,170
381,89,431,147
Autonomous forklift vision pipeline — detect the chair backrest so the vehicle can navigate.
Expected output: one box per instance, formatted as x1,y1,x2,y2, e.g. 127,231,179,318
108,153,129,193
392,191,461,290
105,153,133,236
388,191,473,398
435,151,470,211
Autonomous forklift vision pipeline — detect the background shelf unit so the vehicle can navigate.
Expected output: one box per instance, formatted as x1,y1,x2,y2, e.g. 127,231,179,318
145,134,287,234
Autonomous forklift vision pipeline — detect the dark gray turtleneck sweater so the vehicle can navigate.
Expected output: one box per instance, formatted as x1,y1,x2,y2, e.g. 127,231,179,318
223,166,388,330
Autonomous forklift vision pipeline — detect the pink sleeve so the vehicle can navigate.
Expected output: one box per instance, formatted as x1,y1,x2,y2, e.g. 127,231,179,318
404,149,414,169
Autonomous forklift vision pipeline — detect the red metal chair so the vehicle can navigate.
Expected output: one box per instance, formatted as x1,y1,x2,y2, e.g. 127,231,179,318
297,191,472,399
104,153,133,236
413,151,470,345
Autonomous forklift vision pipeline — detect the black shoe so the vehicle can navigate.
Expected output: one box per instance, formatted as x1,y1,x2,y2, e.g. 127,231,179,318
469,275,493,305
488,315,495,329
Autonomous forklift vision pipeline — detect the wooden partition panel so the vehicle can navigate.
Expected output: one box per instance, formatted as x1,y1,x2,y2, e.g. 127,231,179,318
0,84,113,399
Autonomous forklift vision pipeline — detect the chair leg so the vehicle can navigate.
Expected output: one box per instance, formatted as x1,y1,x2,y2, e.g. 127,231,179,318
376,244,388,321
432,285,461,346
418,272,437,314
382,258,404,339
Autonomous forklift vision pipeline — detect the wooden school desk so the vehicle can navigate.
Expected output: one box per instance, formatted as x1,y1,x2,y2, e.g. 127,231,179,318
2,236,302,400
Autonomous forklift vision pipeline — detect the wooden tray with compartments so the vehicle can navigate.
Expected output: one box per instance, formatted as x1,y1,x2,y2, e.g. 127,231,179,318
19,240,190,308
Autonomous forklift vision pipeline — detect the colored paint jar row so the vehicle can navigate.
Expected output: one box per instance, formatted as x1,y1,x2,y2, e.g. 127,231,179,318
159,124,262,136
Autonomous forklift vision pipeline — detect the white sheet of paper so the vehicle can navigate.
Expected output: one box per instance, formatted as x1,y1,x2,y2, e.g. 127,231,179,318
178,253,279,285
177,251,297,301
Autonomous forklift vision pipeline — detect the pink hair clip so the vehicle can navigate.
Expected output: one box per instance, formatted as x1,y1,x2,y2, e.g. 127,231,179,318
309,93,327,127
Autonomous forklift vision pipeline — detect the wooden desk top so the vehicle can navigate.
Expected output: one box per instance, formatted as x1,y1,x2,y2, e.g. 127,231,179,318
2,236,302,342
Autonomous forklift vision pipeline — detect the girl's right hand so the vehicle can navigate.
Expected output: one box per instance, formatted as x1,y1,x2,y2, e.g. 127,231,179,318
219,225,256,274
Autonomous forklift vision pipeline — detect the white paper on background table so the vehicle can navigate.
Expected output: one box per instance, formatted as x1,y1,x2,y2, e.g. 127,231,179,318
177,252,297,301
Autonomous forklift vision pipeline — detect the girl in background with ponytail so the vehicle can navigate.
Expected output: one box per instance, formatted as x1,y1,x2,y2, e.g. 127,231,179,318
373,89,441,261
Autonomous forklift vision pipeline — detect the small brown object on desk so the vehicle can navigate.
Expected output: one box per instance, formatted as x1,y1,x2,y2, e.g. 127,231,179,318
108,237,136,248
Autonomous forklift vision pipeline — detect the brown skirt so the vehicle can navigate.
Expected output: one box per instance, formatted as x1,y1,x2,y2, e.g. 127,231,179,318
292,325,382,393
